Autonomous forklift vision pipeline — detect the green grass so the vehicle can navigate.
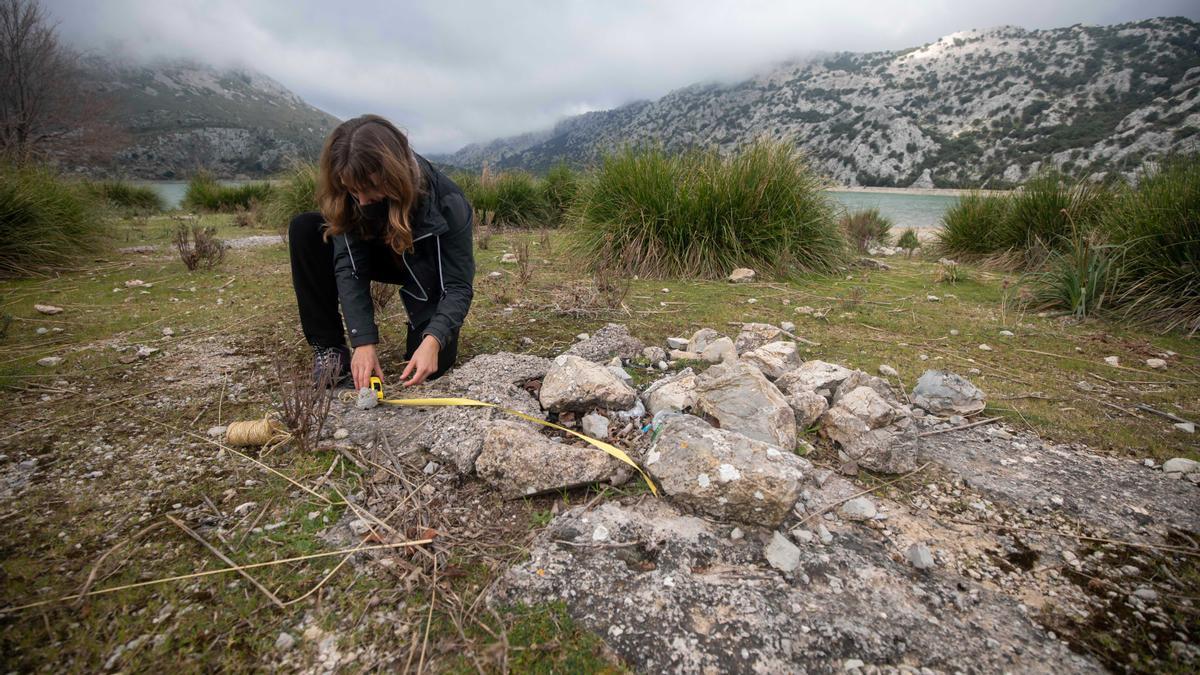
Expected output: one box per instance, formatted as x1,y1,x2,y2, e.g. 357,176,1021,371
262,162,318,234
566,141,847,279
0,163,108,277
1099,158,1200,333
898,228,920,256
1,214,1197,671
82,180,165,213
937,159,1200,333
182,171,274,213
841,207,893,252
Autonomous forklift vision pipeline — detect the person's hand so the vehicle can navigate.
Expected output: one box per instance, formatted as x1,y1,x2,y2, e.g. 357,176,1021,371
351,344,384,390
401,335,441,387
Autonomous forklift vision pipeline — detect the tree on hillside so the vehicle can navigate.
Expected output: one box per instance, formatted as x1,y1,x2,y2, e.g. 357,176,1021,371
0,0,121,164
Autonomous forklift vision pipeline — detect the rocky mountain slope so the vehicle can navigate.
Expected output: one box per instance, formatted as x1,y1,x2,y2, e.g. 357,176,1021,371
440,17,1200,187
73,56,340,179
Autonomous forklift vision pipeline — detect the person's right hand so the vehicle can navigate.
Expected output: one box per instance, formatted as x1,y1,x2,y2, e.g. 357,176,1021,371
351,344,384,390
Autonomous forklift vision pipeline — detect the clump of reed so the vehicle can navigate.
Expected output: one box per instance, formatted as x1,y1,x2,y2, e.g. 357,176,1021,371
263,162,319,238
1099,158,1200,332
841,207,893,253
182,170,273,212
941,159,1199,333
898,228,920,257
566,141,846,279
0,163,107,277
83,180,165,213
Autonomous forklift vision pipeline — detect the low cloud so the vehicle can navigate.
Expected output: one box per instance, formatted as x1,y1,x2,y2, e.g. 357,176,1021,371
48,0,1200,153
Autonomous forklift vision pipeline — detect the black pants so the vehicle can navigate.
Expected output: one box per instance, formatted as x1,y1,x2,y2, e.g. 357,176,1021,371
288,212,458,380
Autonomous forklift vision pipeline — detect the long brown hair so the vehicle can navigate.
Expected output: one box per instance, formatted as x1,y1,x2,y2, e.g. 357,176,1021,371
317,114,424,254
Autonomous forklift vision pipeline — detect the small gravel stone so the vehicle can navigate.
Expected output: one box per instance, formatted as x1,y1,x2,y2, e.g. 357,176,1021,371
333,428,350,440
978,344,992,351
1145,358,1167,370
840,497,877,521
275,632,296,651
1172,422,1195,434
878,364,898,378
356,387,378,410
37,356,63,367
907,543,935,570
780,321,796,332
207,425,228,438
765,532,801,572
1104,356,1120,367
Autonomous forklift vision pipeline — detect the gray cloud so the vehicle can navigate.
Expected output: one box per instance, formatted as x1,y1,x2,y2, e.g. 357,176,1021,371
46,0,1200,153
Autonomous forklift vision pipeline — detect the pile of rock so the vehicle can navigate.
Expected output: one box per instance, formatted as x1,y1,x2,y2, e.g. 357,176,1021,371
359,322,992,532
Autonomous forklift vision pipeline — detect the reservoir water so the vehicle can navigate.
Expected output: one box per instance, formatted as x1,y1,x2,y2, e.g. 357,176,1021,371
141,182,957,230
826,190,958,231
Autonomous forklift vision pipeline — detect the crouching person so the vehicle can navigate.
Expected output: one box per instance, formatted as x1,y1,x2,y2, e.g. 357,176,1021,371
288,114,475,388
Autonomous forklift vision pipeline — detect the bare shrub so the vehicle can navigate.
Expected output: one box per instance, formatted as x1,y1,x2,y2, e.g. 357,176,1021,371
538,227,552,254
475,210,494,250
272,355,333,454
173,223,226,271
516,240,533,286
232,201,260,228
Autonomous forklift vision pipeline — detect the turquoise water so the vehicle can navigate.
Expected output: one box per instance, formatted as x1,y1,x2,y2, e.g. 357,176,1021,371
137,180,259,210
826,190,957,230
141,182,957,229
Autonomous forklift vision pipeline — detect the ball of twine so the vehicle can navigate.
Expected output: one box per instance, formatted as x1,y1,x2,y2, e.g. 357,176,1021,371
225,417,289,447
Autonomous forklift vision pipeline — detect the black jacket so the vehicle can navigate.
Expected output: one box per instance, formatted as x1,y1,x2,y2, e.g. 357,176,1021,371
332,155,475,348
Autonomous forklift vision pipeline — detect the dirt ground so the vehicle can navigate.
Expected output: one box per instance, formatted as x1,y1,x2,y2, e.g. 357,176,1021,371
1,219,1197,672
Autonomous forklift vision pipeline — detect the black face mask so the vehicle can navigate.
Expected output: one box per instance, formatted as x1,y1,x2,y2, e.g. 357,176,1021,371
353,198,390,223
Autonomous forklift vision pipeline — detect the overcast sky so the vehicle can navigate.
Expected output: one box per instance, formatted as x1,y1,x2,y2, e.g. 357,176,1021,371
46,0,1200,154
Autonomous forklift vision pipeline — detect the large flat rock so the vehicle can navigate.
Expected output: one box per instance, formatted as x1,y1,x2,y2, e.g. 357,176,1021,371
490,499,1098,673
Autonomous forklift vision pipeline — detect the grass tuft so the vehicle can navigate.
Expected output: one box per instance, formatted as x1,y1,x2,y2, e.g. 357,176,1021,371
83,180,164,213
263,162,318,237
182,171,274,213
566,141,847,279
0,163,107,277
1099,158,1200,333
841,207,893,252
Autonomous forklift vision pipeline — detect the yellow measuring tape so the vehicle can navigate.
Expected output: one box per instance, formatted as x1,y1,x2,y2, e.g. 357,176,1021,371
369,377,658,495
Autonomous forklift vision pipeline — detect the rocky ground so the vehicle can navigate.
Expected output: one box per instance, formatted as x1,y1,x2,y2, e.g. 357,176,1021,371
320,323,1199,672
3,228,1198,672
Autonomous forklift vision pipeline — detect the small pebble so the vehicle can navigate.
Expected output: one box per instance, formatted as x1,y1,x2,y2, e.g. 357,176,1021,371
333,428,349,440
878,364,898,377
1104,356,1120,367
978,344,992,351
1145,358,1166,370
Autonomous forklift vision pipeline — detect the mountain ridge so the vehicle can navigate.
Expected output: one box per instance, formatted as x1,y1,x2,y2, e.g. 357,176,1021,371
69,55,341,179
435,17,1200,188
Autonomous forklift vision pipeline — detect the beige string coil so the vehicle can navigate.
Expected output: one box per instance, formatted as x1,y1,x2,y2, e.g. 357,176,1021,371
225,417,290,448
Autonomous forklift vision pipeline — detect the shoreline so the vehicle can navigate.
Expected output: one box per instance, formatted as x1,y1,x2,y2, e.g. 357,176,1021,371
825,185,1007,197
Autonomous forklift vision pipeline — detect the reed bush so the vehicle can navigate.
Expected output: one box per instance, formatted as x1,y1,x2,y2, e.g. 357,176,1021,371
936,173,1110,263
1025,229,1119,319
1100,158,1200,333
841,207,892,252
0,164,106,277
492,171,547,226
263,162,318,234
541,163,578,224
567,141,846,278
83,180,164,213
182,171,273,212
936,191,1010,257
898,228,920,256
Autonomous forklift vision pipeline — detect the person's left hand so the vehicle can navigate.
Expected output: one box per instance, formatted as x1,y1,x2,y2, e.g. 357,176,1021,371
401,335,441,387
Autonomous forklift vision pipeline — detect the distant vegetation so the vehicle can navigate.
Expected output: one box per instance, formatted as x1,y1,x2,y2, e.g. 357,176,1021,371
0,164,107,277
263,162,319,235
840,208,893,253
451,165,580,227
182,171,274,212
82,180,164,214
936,158,1200,333
566,141,847,279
